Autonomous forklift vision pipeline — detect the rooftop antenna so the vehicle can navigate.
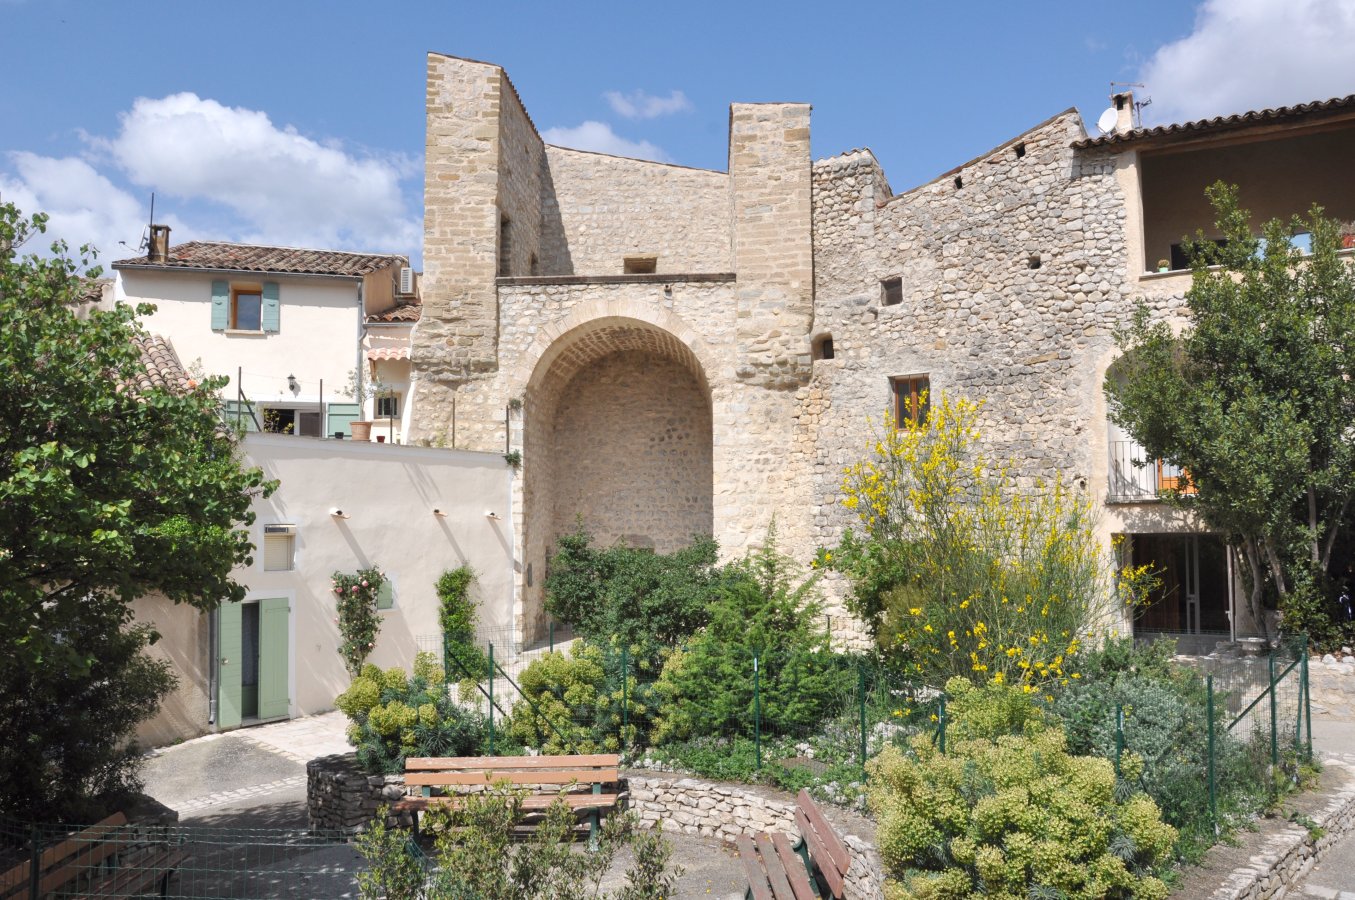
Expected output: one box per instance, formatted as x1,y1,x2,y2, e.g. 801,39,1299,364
1110,82,1151,128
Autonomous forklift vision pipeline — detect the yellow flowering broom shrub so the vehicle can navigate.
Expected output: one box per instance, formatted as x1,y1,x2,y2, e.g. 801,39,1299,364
869,678,1176,900
824,393,1154,688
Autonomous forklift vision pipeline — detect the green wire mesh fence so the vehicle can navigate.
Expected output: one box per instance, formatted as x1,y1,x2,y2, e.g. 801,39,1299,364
0,818,360,900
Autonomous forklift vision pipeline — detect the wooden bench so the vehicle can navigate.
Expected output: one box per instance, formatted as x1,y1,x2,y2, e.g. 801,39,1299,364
395,754,626,844
740,789,853,900
0,812,188,899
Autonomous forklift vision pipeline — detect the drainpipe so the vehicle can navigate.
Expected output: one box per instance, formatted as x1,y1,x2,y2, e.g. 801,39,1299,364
356,281,366,418
207,607,218,725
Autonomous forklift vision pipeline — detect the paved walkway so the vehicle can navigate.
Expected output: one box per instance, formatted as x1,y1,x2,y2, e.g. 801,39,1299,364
1291,714,1355,900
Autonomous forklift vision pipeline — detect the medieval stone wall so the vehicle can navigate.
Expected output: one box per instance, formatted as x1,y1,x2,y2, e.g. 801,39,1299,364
497,76,545,278
540,148,731,275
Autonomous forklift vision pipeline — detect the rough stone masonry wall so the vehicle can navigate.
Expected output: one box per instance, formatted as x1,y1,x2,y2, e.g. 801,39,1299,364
307,754,413,833
806,112,1192,561
626,773,884,900
497,75,545,279
548,349,713,553
540,148,732,275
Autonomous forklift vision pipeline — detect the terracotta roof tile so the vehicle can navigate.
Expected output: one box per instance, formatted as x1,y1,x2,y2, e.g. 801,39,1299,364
365,301,422,323
112,241,406,278
1073,92,1355,150
131,333,192,394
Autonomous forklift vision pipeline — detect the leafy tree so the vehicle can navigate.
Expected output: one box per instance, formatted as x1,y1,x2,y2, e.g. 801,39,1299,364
0,203,273,818
1107,184,1355,642
544,527,726,663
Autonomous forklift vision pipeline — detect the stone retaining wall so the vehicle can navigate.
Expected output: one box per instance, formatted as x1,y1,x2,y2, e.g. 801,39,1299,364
625,773,884,900
1204,763,1355,900
306,753,412,833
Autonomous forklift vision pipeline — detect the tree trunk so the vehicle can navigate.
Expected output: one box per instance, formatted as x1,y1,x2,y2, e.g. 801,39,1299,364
1240,538,1269,643
1321,494,1349,573
1309,486,1320,564
1263,537,1288,597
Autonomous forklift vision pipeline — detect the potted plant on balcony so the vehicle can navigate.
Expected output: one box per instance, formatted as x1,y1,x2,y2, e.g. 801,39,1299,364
341,367,389,442
1156,258,1171,273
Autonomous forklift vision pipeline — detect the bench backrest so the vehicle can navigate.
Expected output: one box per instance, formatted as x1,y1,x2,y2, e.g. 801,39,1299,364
0,812,129,899
794,789,851,898
404,754,621,789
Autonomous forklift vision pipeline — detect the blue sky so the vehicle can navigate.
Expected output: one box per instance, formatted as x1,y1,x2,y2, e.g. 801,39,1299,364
4,0,1355,267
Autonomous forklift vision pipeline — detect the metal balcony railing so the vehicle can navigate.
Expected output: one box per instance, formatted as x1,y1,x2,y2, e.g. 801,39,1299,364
1108,440,1195,503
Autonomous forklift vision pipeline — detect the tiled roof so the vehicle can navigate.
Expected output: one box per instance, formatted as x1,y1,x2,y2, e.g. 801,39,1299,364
131,333,193,394
1073,92,1355,149
365,301,422,323
113,241,405,277
75,277,111,305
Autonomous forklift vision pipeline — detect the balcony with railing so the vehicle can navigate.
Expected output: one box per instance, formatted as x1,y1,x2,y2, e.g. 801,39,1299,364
1107,440,1196,504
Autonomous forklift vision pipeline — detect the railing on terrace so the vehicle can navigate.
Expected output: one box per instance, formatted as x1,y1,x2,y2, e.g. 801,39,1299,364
1108,439,1196,503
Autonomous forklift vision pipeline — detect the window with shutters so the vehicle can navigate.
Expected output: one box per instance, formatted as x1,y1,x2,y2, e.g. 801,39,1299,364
891,374,930,427
263,525,296,572
375,394,400,419
213,280,280,333
376,579,395,610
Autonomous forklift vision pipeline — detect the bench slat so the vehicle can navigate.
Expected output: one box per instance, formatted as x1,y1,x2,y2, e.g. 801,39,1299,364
0,812,129,897
772,832,817,900
754,833,798,900
397,792,622,812
87,847,188,897
406,769,617,787
797,789,851,875
405,754,619,770
737,835,776,900
795,807,845,899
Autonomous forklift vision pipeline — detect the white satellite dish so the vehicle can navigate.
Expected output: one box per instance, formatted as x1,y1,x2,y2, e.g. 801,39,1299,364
1096,106,1120,135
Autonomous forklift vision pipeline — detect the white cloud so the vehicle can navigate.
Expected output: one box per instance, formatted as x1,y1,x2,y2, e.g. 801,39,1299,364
100,92,419,252
603,89,692,120
1141,0,1355,125
0,152,185,263
541,121,672,162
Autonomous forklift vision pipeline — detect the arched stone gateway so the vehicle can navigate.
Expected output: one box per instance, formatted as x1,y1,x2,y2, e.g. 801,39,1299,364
520,316,714,625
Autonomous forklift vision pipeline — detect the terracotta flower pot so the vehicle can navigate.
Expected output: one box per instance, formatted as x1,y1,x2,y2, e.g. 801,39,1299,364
350,421,373,442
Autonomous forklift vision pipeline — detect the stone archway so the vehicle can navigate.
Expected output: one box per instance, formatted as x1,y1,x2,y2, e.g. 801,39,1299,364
519,316,714,629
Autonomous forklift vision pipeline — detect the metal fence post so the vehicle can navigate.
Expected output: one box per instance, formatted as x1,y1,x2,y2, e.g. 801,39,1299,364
1268,651,1278,769
488,642,495,755
859,662,868,769
753,655,761,771
1115,704,1124,780
621,645,629,752
28,825,40,900
938,693,947,756
549,621,555,654
1303,633,1313,761
1207,675,1218,834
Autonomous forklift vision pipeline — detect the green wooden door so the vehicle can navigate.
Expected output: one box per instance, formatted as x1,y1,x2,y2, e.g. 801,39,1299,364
218,602,243,729
258,598,290,720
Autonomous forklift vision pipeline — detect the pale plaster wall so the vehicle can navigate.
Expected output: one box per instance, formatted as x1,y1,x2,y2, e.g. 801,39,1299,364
540,148,731,275
136,434,514,746
117,269,362,409
132,593,211,747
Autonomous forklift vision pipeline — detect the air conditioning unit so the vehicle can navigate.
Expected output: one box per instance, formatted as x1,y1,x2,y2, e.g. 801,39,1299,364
263,524,297,536
398,266,415,296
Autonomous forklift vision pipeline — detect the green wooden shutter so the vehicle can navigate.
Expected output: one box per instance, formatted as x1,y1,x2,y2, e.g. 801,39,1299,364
218,602,243,729
211,280,229,330
261,282,280,333
224,400,260,432
327,402,361,437
376,580,394,610
258,597,290,720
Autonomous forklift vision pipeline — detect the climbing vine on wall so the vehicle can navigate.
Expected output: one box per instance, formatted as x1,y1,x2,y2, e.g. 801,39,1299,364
333,566,387,678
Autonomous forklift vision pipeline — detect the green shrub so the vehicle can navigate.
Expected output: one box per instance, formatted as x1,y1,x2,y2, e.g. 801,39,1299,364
1051,638,1272,861
336,652,485,774
544,526,727,663
869,677,1176,900
502,641,650,754
650,528,854,744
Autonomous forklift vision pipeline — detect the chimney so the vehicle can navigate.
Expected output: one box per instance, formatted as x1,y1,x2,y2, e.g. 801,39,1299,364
1112,92,1136,133
148,224,171,264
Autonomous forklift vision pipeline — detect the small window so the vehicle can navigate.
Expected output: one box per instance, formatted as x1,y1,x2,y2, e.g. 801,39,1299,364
1027,255,1042,270
623,256,657,275
891,375,930,427
498,216,512,277
263,525,296,572
953,175,963,190
232,288,262,331
376,394,400,419
881,277,903,306
812,334,835,360
1014,142,1026,159
376,580,395,610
